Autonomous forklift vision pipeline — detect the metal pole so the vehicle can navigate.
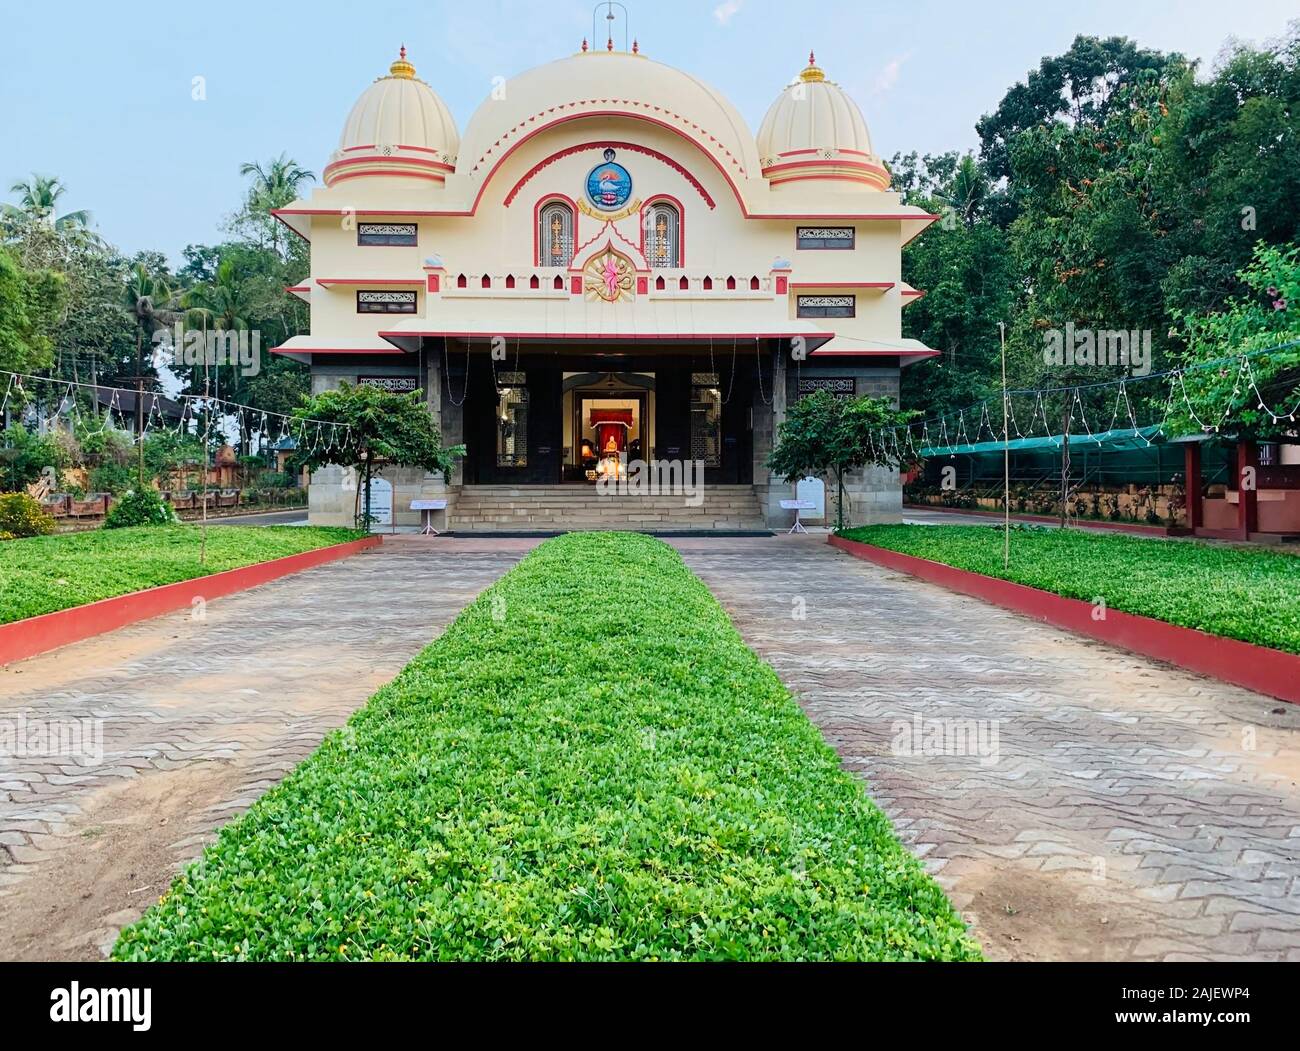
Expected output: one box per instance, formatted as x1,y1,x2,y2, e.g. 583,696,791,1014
999,322,1009,570
201,320,209,566
1060,398,1071,528
135,329,146,486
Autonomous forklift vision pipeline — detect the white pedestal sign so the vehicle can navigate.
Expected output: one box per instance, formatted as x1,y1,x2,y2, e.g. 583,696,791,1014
365,476,393,527
796,476,826,522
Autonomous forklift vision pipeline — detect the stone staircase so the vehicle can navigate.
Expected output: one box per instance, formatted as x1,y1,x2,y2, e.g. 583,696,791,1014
450,484,770,533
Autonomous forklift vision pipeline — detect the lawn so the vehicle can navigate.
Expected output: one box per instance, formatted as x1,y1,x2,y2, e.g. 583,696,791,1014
113,532,979,962
0,524,364,625
839,524,1300,655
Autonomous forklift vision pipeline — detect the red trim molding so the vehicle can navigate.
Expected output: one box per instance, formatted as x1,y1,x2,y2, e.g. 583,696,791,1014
380,327,835,343
0,537,382,667
789,281,894,290
828,534,1300,705
506,141,716,210
270,347,405,357
315,278,423,287
811,348,939,358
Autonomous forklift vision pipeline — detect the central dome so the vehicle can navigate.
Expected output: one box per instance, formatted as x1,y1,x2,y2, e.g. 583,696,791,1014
457,48,762,184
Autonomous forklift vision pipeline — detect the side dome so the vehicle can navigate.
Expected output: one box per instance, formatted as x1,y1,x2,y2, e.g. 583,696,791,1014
323,47,460,187
456,47,762,186
757,52,889,191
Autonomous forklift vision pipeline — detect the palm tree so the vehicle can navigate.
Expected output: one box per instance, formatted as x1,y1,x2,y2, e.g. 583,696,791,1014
944,155,989,226
238,155,315,255
183,258,258,444
5,174,92,230
239,154,315,205
121,264,178,480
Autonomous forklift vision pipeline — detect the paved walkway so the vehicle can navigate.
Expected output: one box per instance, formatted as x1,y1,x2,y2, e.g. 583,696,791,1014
0,537,537,960
671,535,1300,961
5,531,1298,961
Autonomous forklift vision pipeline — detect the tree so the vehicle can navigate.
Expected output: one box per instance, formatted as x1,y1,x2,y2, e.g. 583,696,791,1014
1003,73,1176,392
121,264,178,481
232,154,315,257
181,258,254,397
0,246,65,374
1,209,134,388
977,35,1187,187
3,174,93,231
1163,242,1300,443
290,383,464,529
768,390,916,531
1153,26,1300,318
891,151,1016,420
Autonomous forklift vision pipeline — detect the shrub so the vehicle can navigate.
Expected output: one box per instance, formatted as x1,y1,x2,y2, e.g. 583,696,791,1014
0,492,57,538
256,470,295,489
0,425,70,490
104,488,177,529
88,461,133,495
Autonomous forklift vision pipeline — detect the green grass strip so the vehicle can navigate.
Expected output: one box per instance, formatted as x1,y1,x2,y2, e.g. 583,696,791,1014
0,524,364,625
113,532,979,962
840,524,1300,655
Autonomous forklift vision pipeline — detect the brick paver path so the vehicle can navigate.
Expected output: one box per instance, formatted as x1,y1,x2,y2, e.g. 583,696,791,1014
0,537,537,960
671,535,1300,961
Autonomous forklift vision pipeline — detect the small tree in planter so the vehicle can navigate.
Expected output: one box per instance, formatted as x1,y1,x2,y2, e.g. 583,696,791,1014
290,383,465,530
767,389,915,531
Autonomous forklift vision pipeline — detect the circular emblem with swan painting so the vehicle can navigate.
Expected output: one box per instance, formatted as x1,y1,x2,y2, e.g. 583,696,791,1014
585,148,633,211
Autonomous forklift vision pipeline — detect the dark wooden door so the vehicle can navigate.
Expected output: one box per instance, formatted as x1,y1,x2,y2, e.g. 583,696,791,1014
467,362,563,484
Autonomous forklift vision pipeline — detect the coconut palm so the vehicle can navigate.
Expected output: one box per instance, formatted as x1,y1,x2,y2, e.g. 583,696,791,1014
943,155,989,226
239,154,315,208
5,174,92,230
120,264,178,481
182,257,258,412
238,155,315,255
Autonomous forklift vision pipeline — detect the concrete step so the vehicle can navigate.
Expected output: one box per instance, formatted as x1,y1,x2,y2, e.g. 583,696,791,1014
449,483,767,533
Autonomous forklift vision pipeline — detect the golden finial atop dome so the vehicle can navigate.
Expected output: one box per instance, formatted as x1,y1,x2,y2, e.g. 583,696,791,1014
389,45,415,79
800,50,825,82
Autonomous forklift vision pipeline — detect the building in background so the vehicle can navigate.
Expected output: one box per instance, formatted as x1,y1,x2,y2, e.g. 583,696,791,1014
272,27,938,530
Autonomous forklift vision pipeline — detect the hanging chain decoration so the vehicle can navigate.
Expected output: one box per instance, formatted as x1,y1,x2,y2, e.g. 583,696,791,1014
722,336,739,405
865,337,1300,457
443,338,470,408
753,338,771,407
0,370,352,465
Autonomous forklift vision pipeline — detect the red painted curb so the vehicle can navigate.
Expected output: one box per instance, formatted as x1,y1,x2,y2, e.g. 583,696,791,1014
829,534,1300,705
903,504,1173,536
0,536,383,667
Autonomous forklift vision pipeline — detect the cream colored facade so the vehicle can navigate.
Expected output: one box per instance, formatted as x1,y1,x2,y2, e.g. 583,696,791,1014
273,40,937,530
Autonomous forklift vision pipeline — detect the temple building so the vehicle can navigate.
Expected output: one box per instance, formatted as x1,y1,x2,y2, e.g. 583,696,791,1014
272,29,938,530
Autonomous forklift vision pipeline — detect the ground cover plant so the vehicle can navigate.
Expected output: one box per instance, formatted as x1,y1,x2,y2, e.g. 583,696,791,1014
113,532,980,962
839,524,1300,654
0,524,363,624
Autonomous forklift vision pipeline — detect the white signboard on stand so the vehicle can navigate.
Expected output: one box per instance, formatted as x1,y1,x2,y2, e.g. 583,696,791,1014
796,476,826,522
365,476,393,527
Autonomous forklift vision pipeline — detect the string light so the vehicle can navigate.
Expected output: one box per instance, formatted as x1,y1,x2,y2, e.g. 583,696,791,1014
871,339,1300,456
0,370,352,465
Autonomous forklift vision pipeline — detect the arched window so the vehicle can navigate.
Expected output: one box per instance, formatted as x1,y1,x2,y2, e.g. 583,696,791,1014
537,200,575,267
643,201,681,267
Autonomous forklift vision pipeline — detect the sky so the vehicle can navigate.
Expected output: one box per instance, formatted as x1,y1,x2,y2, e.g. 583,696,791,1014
2,0,1295,264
